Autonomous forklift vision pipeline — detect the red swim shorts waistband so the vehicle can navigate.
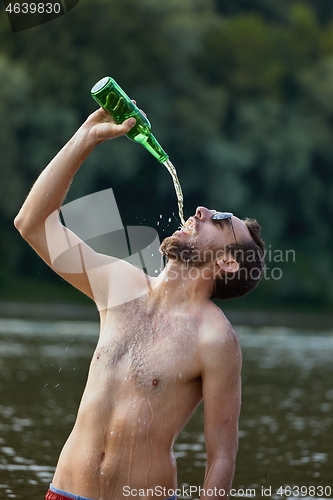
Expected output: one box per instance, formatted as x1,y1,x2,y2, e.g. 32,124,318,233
45,484,95,500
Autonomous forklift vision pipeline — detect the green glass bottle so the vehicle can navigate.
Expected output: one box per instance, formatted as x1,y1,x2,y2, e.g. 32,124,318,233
91,76,169,163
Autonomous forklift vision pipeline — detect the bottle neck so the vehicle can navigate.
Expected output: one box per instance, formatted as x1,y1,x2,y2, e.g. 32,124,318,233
143,133,169,163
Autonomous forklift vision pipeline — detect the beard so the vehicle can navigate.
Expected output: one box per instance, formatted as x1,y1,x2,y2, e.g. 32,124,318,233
159,235,221,267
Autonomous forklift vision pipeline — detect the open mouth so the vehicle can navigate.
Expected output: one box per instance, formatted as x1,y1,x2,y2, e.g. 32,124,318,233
179,217,197,236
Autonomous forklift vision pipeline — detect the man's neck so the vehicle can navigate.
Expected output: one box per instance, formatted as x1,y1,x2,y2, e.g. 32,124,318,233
149,260,214,308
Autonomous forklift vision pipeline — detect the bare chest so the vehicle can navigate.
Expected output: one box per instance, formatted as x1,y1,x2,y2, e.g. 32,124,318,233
93,300,200,391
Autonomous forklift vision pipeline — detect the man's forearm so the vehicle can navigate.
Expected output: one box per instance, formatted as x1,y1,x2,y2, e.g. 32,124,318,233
14,109,136,235
201,457,236,500
14,123,97,234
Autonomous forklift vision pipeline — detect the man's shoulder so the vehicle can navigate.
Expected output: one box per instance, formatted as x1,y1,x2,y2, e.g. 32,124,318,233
197,304,241,379
198,302,240,355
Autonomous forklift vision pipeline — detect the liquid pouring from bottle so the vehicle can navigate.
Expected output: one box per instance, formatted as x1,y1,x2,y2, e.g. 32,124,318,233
91,77,185,226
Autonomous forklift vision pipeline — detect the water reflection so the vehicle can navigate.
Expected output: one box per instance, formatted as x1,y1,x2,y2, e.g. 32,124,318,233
0,321,332,499
233,327,333,496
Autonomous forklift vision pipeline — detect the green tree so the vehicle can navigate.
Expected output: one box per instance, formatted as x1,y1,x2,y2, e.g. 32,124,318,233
1,0,333,309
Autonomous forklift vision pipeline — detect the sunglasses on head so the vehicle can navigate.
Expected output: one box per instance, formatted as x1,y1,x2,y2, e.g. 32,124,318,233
211,212,240,256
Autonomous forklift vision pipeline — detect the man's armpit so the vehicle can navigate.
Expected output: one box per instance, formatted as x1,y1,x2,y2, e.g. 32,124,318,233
86,254,151,311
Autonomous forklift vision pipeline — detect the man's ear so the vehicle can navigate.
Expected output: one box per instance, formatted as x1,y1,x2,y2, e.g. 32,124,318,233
216,257,239,275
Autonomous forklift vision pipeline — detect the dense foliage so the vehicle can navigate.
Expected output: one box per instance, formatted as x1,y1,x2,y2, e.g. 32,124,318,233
0,0,332,310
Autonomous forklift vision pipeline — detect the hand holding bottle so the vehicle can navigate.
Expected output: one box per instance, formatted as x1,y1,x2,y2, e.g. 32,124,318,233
91,77,169,163
83,107,137,146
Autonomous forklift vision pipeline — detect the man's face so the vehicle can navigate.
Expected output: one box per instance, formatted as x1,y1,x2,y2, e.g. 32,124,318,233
160,206,250,265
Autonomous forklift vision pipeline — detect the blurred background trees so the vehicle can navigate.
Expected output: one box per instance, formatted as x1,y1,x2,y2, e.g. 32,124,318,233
0,0,332,310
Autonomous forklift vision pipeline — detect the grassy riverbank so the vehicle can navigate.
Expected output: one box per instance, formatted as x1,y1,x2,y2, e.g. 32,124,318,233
1,277,332,330
1,302,332,331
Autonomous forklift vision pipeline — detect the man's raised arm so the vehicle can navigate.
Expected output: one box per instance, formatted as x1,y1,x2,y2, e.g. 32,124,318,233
14,108,136,301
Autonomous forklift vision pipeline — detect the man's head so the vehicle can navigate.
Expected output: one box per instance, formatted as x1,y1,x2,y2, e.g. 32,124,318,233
159,206,265,300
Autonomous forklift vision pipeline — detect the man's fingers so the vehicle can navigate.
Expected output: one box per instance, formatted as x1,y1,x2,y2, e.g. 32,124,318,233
123,117,136,131
131,99,147,118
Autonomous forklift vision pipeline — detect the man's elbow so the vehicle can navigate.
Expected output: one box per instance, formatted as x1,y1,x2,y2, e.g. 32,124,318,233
14,212,25,234
14,211,37,240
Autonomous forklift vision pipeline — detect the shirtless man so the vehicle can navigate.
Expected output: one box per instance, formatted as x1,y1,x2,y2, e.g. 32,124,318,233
14,107,265,500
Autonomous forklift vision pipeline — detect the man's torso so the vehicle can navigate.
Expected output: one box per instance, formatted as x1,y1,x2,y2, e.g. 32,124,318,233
52,294,209,499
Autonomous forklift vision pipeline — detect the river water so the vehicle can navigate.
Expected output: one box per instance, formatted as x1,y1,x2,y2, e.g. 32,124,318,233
0,320,332,499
